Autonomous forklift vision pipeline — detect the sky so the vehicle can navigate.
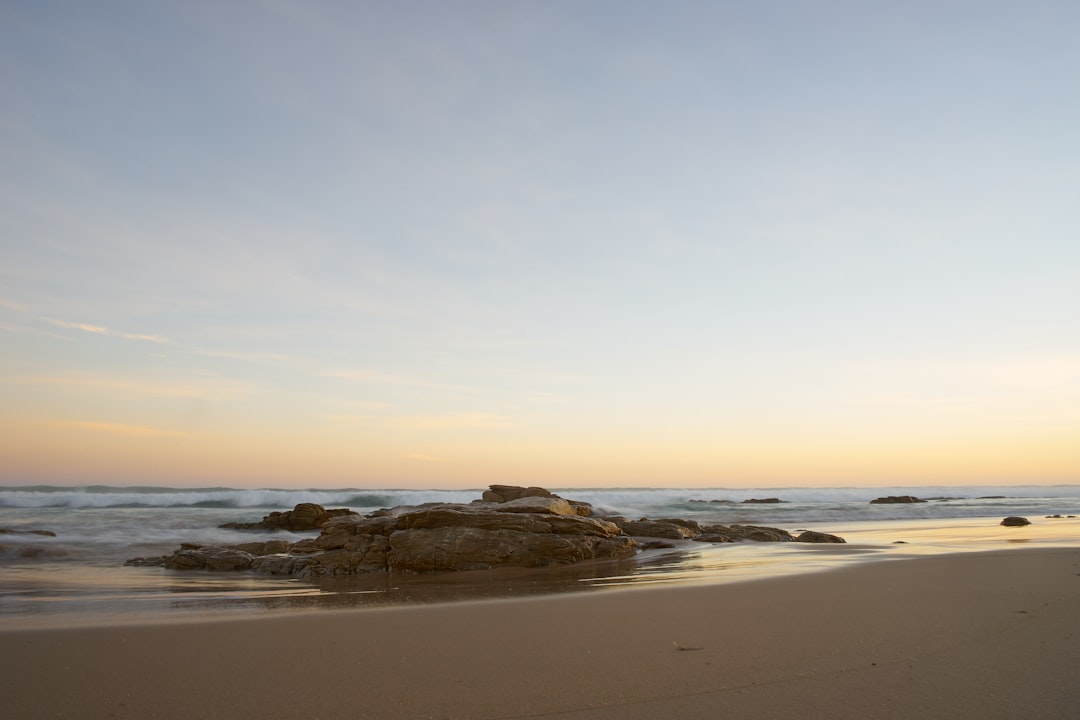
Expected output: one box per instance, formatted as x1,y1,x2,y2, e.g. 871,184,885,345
1,1,1078,489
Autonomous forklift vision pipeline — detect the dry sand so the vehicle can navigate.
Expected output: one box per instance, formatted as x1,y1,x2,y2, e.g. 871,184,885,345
2,547,1077,719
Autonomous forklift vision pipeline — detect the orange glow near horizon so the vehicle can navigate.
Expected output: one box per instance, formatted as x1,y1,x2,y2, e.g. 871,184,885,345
2,417,1076,489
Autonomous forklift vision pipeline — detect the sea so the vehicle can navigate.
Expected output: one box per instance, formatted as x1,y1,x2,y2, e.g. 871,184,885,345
2,484,1079,629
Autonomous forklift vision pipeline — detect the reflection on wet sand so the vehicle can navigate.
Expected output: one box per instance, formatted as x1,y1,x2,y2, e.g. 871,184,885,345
4,515,1079,630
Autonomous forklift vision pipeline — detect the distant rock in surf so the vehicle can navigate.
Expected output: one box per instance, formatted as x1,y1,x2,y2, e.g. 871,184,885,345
1000,516,1031,527
0,528,56,537
742,498,787,504
869,495,926,504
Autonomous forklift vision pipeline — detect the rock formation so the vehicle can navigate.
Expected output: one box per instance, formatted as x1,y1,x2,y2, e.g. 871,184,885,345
219,503,357,531
1000,516,1031,527
132,486,846,577
794,530,846,543
869,495,926,504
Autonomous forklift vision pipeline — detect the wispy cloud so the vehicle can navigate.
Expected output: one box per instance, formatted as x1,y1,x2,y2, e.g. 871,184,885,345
0,300,169,344
42,421,191,438
43,318,168,343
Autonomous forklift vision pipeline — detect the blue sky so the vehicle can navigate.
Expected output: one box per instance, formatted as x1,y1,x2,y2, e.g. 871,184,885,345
2,1,1078,487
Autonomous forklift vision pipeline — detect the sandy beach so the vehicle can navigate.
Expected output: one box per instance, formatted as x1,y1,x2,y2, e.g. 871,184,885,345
2,546,1077,720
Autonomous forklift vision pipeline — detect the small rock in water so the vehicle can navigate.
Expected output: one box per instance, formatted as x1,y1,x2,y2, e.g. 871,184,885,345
0,528,57,537
869,496,926,504
794,530,846,544
1000,516,1031,527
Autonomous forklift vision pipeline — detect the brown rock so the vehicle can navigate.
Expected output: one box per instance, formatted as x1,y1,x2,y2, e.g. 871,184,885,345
204,549,255,571
220,503,358,531
493,496,576,516
316,515,400,549
1001,516,1031,527
161,547,255,571
612,518,698,540
288,538,321,554
544,515,622,537
657,518,703,532
566,501,594,517
870,496,926,504
253,554,313,576
794,530,846,544
229,540,292,555
386,527,636,572
399,506,554,534
163,548,208,570
696,524,794,542
483,485,557,503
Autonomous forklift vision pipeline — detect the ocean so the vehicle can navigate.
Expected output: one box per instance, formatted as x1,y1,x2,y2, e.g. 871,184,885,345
3,484,1079,629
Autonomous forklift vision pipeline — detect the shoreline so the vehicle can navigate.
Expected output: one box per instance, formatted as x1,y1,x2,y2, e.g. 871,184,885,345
2,546,1078,719
4,514,1080,631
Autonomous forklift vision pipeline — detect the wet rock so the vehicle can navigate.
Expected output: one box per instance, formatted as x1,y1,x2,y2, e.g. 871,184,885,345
480,485,594,517
696,524,794,542
161,547,255,571
253,554,314,576
220,503,358,531
795,530,846,544
149,488,635,577
481,485,556,503
1001,516,1031,527
0,528,56,537
657,518,703,532
742,498,786,504
494,496,577,516
638,541,677,550
694,534,736,543
611,518,698,540
387,527,636,572
870,496,926,504
124,556,167,567
141,485,836,579
229,540,293,555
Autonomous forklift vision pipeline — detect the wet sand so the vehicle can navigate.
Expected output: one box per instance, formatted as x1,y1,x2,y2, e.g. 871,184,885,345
2,546,1078,719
